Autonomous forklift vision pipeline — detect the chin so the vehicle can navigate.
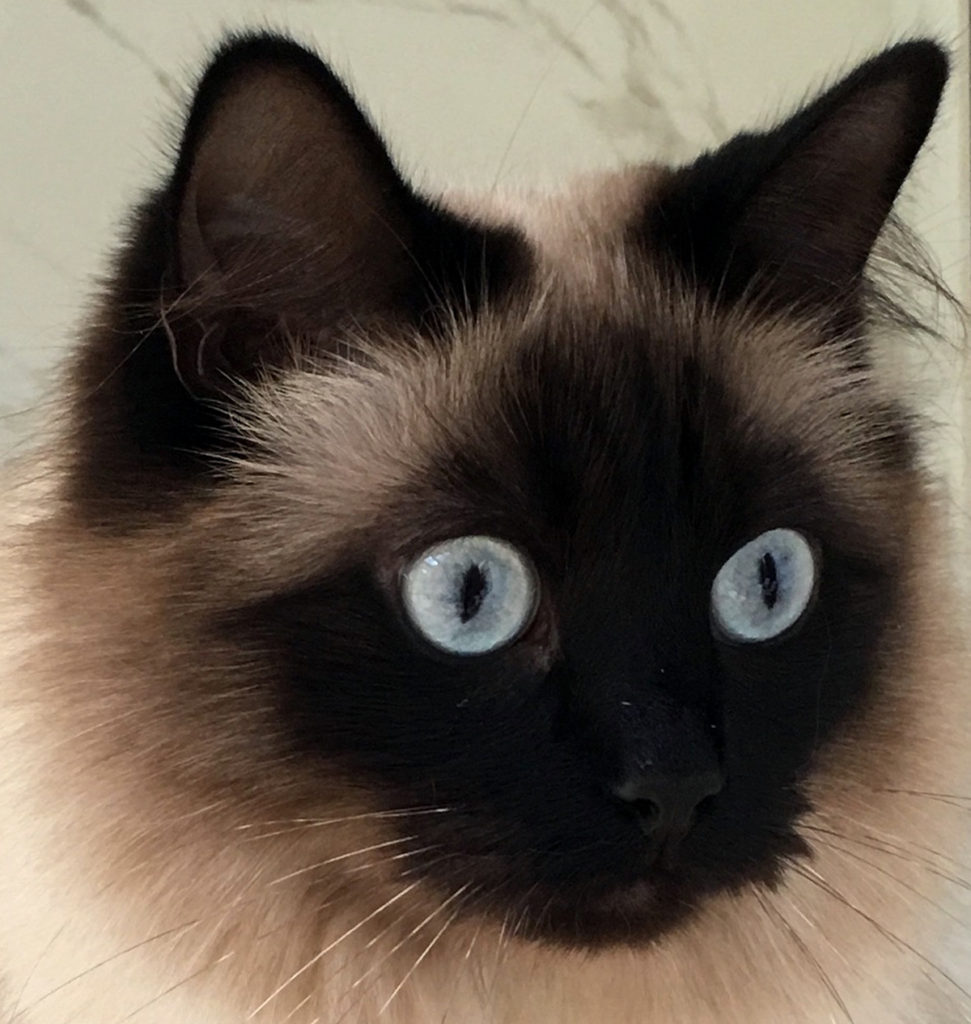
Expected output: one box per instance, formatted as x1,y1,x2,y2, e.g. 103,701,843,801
408,798,810,952
512,876,688,949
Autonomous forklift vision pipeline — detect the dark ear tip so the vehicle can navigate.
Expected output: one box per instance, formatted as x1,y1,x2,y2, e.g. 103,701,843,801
882,38,950,77
176,32,331,186
180,32,334,145
204,31,324,80
866,38,950,104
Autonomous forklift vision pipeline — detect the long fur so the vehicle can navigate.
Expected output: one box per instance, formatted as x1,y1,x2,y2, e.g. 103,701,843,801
0,36,968,1024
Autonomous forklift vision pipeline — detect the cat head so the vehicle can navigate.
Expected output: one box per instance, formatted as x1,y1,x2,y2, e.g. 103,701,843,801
53,34,951,950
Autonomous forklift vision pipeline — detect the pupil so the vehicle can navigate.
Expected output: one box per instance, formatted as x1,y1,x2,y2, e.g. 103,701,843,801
758,553,778,609
459,563,489,623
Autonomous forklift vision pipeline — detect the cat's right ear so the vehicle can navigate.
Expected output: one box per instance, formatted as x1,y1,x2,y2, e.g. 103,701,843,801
67,35,526,524
164,34,521,396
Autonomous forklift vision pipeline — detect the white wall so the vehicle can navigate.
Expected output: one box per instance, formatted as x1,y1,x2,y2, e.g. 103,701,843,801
2,0,968,512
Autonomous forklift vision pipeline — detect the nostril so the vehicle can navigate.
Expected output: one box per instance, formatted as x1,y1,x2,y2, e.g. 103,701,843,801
695,792,719,821
631,798,661,831
611,769,725,843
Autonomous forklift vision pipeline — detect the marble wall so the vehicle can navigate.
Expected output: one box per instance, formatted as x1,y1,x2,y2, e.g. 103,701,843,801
2,0,968,511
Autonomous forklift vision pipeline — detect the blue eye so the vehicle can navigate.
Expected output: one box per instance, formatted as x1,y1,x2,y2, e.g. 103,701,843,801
710,529,818,643
401,536,538,655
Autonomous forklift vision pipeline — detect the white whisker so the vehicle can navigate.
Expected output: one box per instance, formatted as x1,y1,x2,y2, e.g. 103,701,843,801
269,837,418,886
237,807,452,842
278,991,313,1023
246,880,421,1019
354,883,474,984
378,900,468,1016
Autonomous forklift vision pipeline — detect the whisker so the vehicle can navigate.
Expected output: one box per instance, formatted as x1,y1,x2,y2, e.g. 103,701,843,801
507,885,539,941
378,899,469,1016
329,886,481,1024
804,820,971,890
237,807,452,842
246,880,421,1019
874,787,971,809
779,893,855,973
46,707,147,751
14,828,429,1024
278,991,313,1024
254,896,343,943
808,830,971,919
810,805,971,875
343,844,443,876
7,922,70,1023
482,908,512,1023
268,836,418,885
10,920,204,1022
434,909,489,1024
353,882,475,987
387,843,441,863
439,913,486,1024
755,890,855,1022
236,807,452,830
792,863,971,1004
9,841,308,1022
879,788,971,801
116,952,236,1022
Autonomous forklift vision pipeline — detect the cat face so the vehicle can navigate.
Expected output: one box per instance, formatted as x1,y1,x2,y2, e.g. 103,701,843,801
220,297,914,947
59,36,947,950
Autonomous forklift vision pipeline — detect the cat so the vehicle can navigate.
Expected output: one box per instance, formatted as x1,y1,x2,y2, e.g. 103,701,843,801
0,30,968,1024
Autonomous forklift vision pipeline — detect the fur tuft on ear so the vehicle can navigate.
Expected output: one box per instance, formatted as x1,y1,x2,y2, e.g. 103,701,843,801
647,40,949,325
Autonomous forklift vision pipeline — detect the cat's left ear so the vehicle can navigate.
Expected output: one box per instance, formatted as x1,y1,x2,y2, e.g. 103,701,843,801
646,41,948,322
68,34,530,524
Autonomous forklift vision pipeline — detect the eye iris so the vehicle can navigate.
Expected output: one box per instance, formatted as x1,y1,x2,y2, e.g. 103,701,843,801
401,536,538,655
709,528,817,643
459,563,489,623
758,552,778,609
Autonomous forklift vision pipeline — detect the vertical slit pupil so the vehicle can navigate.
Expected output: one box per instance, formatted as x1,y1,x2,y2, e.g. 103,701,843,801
459,563,489,623
758,552,779,609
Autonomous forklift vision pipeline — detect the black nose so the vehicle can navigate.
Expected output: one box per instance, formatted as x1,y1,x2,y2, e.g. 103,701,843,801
612,768,724,851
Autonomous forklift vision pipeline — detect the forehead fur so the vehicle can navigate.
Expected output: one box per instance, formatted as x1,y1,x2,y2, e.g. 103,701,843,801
203,175,912,598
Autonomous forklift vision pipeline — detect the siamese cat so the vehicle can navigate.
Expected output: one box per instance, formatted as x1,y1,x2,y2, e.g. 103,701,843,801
0,31,968,1024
